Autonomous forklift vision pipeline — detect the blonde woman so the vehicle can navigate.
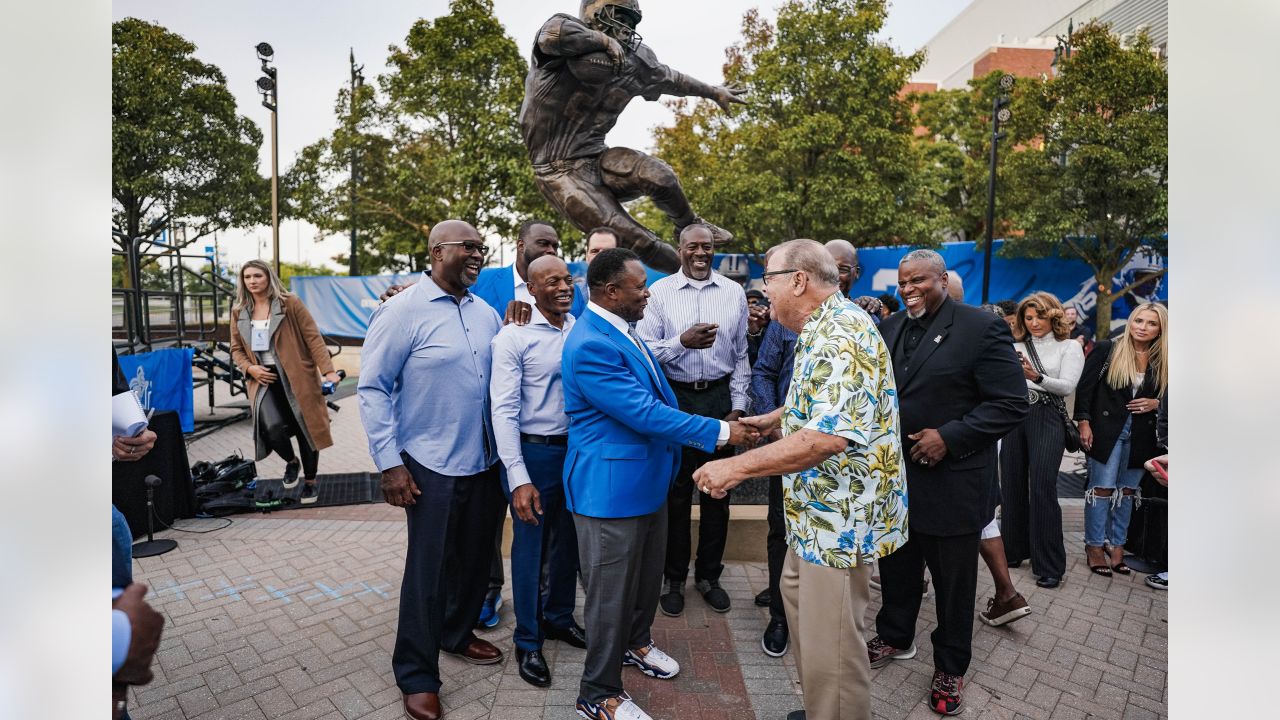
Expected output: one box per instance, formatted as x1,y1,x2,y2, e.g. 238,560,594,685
1073,303,1167,576
230,260,341,504
999,292,1084,589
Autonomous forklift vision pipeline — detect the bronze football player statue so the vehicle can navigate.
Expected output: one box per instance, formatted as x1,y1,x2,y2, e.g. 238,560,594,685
519,0,746,272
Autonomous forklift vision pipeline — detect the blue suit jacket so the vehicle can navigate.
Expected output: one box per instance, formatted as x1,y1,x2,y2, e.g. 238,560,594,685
561,309,721,518
473,264,587,319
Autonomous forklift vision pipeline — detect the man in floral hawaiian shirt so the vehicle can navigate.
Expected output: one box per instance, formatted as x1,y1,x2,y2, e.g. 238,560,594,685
696,238,906,720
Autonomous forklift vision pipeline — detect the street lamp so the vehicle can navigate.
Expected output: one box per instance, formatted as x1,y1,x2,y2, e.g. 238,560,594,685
981,74,1014,304
349,48,365,276
256,42,281,275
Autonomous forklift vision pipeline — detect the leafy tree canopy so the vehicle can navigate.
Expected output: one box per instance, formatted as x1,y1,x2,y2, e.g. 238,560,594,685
287,0,573,274
1000,22,1168,336
113,18,267,248
654,0,944,257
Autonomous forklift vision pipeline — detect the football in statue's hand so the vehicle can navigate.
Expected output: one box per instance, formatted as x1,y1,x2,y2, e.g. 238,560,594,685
566,51,619,84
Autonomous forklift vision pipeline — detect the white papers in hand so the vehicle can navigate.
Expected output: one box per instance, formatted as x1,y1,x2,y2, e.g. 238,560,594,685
112,390,149,439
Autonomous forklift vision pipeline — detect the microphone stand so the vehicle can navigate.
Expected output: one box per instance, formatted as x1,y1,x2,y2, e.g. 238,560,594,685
131,474,178,558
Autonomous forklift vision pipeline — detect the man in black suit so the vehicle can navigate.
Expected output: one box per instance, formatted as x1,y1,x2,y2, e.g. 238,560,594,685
867,250,1028,716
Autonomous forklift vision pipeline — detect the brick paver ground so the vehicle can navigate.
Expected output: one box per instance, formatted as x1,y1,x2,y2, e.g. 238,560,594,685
128,499,1166,720
146,376,1166,719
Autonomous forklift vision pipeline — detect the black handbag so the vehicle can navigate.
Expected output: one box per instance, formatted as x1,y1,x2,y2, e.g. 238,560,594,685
1023,339,1083,453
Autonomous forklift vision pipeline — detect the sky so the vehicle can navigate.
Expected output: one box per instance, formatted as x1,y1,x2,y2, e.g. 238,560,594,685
112,0,972,271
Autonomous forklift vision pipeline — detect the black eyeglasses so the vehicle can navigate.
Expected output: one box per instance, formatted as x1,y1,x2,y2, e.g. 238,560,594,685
761,268,799,285
436,241,489,255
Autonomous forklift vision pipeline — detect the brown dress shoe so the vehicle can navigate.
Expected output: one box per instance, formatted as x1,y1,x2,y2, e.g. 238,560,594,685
403,692,441,720
445,637,503,665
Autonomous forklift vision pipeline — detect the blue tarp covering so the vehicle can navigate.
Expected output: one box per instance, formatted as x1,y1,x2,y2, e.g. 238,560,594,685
116,347,195,432
291,240,1166,338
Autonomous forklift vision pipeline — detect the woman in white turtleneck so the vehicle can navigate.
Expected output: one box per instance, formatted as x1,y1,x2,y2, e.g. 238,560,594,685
998,292,1085,589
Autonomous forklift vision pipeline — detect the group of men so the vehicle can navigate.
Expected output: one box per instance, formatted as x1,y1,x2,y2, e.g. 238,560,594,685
357,214,1029,720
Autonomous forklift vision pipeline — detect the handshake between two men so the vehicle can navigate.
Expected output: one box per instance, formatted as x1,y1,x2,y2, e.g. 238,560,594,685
696,408,848,500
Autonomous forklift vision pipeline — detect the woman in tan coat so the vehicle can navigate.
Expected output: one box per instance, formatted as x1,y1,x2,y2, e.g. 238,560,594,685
230,260,340,504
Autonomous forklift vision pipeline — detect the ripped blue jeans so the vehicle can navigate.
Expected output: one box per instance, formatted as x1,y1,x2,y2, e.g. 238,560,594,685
1084,416,1145,547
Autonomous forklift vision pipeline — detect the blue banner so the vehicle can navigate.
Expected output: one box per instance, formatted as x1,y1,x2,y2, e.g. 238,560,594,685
290,241,1166,339
291,274,417,338
116,348,195,432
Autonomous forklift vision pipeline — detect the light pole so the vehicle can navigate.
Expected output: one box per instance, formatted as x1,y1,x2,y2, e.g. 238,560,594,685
256,42,280,275
349,49,364,276
981,73,1014,304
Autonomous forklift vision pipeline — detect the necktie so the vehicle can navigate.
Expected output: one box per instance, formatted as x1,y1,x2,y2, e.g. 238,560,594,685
627,323,660,379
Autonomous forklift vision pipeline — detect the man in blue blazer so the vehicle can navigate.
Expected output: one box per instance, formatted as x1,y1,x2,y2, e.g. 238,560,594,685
563,248,756,720
472,219,588,323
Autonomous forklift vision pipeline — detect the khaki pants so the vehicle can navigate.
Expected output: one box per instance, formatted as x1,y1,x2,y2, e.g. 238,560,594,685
781,548,873,720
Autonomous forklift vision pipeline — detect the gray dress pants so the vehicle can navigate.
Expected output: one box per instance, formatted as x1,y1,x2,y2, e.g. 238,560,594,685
573,505,668,703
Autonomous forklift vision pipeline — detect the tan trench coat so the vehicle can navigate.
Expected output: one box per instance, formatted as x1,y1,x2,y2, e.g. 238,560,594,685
229,294,336,460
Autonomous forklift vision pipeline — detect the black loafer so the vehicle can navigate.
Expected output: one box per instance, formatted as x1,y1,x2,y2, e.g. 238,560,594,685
542,621,587,649
1035,576,1061,589
516,648,551,687
754,588,772,607
761,618,789,657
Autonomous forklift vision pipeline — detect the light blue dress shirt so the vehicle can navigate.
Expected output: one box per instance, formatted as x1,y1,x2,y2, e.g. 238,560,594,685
358,274,502,475
490,306,575,491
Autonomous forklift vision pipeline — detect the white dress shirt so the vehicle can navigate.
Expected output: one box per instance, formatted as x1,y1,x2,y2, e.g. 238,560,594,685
587,302,730,447
490,306,574,491
512,264,534,306
635,270,751,412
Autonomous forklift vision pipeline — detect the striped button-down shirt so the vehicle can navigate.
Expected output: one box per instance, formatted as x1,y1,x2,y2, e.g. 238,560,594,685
635,270,751,412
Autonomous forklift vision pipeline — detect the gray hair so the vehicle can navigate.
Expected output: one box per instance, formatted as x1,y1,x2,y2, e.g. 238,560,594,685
899,249,947,274
777,239,840,288
678,223,714,245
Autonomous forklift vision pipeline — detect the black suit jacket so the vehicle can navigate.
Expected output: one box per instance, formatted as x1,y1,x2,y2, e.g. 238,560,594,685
880,298,1029,536
1073,340,1161,468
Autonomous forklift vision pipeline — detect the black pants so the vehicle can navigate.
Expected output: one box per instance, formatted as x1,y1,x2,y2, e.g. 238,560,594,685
665,381,733,585
1000,401,1067,579
391,454,505,694
766,474,787,624
875,530,980,676
258,372,318,478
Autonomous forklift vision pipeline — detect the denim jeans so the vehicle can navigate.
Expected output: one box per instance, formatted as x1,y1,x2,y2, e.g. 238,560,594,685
112,505,133,589
1084,416,1145,547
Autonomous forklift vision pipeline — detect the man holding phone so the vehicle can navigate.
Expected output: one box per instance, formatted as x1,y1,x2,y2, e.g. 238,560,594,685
636,224,752,616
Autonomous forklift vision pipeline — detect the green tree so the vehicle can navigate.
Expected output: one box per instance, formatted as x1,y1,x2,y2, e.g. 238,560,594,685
911,72,1040,244
653,0,943,255
1001,22,1168,337
112,19,267,258
288,0,571,273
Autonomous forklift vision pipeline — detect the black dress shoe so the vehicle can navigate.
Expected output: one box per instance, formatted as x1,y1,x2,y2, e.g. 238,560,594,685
516,648,551,687
786,710,807,720
543,620,587,649
1035,576,1061,589
754,588,772,607
761,618,789,657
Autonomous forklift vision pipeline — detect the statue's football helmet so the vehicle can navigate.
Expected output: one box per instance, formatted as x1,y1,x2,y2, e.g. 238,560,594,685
580,0,643,50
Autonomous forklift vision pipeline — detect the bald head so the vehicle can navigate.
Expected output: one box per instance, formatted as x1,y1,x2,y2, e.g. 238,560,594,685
947,270,965,302
528,254,569,285
825,239,859,295
527,254,574,322
428,220,479,250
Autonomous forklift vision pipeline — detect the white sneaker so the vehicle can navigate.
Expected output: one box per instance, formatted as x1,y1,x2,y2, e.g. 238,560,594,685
576,692,654,720
623,642,680,679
